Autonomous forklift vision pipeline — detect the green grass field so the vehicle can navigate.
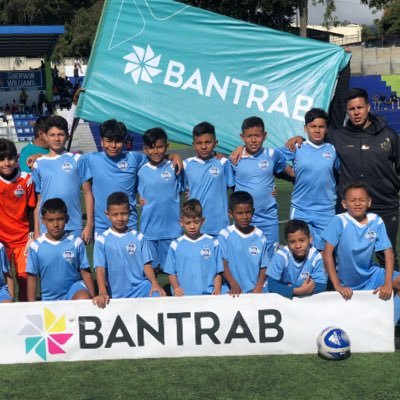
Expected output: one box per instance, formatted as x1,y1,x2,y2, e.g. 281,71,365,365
2,181,399,400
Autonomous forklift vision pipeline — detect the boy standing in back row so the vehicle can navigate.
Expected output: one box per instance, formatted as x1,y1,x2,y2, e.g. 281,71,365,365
138,128,183,271
184,121,234,237
229,116,293,258
32,116,93,243
82,119,182,235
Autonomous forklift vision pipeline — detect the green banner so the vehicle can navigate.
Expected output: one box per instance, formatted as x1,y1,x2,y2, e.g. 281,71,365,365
77,0,350,152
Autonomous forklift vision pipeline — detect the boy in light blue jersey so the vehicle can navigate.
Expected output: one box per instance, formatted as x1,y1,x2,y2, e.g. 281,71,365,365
0,242,14,303
218,191,269,296
164,199,225,296
267,219,327,299
93,192,166,309
27,198,95,301
138,128,183,271
279,109,339,249
183,121,234,236
82,120,182,235
32,116,93,243
229,117,294,258
322,183,400,322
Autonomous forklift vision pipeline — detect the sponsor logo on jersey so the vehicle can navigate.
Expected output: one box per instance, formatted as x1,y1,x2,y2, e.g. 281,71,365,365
14,185,25,198
209,165,221,177
322,151,332,159
249,244,260,256
200,245,211,260
300,271,310,280
62,250,74,262
61,162,73,172
118,160,129,170
258,160,269,170
127,243,137,255
365,229,377,242
161,170,172,181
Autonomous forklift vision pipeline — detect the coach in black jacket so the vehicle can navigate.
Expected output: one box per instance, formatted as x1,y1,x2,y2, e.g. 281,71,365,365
288,88,400,268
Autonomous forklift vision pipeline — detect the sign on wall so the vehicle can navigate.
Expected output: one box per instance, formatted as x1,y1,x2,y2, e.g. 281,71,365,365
0,70,45,91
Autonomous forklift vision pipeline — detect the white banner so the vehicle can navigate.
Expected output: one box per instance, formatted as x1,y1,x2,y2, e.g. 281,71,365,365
1,292,394,364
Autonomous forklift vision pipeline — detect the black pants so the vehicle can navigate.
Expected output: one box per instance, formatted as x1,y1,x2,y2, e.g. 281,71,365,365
375,210,399,271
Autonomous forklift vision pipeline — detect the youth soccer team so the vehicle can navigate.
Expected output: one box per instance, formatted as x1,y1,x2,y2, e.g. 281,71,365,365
0,99,399,322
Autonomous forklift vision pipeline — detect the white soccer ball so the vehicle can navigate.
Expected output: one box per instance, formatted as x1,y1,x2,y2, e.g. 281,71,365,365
316,326,351,360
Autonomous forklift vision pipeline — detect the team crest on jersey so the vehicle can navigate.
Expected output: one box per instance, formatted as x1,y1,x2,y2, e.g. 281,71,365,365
14,185,25,198
322,151,332,159
118,160,129,170
258,160,269,170
300,271,310,280
200,245,211,260
62,250,74,262
127,243,137,255
209,165,221,177
61,162,73,172
365,229,377,242
161,170,172,181
381,137,391,153
249,244,260,256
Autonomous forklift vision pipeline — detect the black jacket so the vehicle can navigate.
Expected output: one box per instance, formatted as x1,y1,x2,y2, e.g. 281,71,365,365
328,114,400,214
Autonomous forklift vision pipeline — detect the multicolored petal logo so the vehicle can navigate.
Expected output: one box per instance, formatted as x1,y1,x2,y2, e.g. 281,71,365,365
18,307,73,361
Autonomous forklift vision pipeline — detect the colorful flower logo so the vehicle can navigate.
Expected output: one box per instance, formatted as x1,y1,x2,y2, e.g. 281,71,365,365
18,307,73,361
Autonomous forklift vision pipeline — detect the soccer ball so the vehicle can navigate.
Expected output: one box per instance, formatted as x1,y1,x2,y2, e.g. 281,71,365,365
316,326,351,360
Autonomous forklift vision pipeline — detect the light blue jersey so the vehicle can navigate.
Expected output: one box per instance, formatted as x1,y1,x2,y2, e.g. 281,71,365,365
94,229,154,298
183,156,234,236
164,234,224,295
32,152,90,232
138,160,182,240
267,245,327,298
229,147,286,256
82,151,147,234
27,234,90,301
218,225,269,293
280,141,339,248
321,213,392,289
0,242,10,288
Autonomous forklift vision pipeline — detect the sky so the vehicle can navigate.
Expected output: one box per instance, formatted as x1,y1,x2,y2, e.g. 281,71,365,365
308,0,382,25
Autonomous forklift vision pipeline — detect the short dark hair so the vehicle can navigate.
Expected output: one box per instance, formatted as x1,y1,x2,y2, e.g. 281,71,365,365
342,182,370,199
345,88,369,105
304,108,329,125
45,115,68,135
181,199,202,218
192,121,216,138
143,127,168,147
33,116,48,138
100,119,127,142
107,191,130,209
41,198,68,216
241,116,264,133
0,138,17,161
284,219,310,240
229,191,254,211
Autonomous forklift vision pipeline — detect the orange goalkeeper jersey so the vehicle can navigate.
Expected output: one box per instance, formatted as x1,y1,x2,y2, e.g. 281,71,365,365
0,170,36,248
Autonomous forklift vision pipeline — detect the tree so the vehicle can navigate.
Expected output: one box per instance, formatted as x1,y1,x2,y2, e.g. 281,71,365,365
377,0,400,36
178,0,297,31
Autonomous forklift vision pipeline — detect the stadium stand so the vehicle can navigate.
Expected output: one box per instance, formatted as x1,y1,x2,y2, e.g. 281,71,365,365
88,122,144,152
349,75,400,135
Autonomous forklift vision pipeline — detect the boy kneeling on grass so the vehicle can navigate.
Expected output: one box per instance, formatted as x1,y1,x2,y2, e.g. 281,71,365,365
267,219,327,299
322,183,400,324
